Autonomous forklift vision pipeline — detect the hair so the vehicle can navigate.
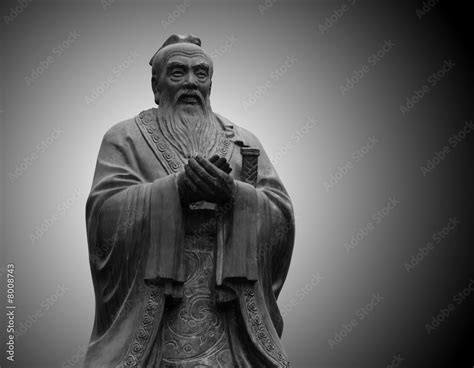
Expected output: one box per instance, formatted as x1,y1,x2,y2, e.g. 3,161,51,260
156,89,221,159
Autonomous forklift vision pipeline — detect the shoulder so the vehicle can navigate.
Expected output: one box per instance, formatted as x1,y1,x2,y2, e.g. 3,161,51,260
103,118,135,140
102,109,152,145
214,112,263,149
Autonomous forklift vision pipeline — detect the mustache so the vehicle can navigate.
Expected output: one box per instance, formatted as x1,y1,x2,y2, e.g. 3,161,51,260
173,88,205,106
158,95,219,159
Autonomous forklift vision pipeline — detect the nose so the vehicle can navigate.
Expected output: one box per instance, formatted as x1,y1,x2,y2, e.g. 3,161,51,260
183,72,198,88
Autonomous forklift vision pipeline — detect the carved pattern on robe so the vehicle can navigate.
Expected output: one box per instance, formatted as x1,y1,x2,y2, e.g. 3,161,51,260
160,249,234,368
244,288,291,368
117,284,164,367
137,109,232,175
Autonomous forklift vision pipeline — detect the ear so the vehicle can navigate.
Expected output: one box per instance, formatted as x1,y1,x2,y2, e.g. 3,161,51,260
151,76,160,104
151,76,158,94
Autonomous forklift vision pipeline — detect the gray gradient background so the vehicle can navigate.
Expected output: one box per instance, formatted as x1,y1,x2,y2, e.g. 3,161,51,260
1,0,473,367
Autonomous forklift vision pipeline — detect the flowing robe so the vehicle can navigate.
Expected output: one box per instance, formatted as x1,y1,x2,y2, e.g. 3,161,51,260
84,108,295,367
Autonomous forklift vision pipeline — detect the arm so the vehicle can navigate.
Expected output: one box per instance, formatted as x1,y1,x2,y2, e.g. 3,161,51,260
86,125,185,335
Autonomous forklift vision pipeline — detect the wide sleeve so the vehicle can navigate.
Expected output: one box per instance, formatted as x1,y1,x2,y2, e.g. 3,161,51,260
220,131,295,300
85,124,185,338
254,144,295,300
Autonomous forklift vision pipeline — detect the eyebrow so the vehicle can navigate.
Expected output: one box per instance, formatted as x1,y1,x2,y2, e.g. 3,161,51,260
166,61,210,70
192,63,209,71
166,61,186,69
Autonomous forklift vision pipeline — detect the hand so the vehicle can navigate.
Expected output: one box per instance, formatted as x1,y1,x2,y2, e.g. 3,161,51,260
185,155,235,204
209,154,232,174
176,168,209,205
176,170,195,205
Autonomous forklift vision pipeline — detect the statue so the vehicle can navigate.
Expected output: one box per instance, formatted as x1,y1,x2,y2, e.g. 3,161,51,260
84,34,295,368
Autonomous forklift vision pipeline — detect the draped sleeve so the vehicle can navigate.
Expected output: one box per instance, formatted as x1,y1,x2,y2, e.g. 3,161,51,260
85,120,185,340
220,126,295,336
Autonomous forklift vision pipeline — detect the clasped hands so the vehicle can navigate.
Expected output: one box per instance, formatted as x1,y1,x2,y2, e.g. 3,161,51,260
177,154,234,205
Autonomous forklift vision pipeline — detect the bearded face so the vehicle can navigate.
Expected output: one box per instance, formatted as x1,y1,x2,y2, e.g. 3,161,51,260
153,52,221,159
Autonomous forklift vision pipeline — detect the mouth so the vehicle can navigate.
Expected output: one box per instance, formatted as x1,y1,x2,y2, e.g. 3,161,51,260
177,93,201,105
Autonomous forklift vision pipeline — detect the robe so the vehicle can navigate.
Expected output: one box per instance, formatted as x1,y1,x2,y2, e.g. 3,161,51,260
83,108,295,367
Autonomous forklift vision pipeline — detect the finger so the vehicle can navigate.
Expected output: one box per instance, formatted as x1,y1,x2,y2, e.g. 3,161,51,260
217,160,231,173
189,157,215,179
195,155,222,178
182,172,203,196
193,157,232,193
187,159,217,190
189,158,231,201
212,157,232,174
224,164,232,174
185,163,215,196
214,157,227,168
183,176,208,202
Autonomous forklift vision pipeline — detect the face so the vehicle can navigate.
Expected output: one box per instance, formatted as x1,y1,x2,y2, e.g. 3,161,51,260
155,53,212,113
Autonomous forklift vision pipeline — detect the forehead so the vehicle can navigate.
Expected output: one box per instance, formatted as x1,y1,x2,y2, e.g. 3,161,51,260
166,51,210,65
165,51,210,68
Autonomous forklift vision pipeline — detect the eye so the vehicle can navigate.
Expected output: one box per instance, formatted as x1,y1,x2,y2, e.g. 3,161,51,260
171,69,184,77
196,70,208,79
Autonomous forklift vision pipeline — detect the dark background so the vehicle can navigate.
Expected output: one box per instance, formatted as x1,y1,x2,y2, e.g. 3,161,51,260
1,1,473,367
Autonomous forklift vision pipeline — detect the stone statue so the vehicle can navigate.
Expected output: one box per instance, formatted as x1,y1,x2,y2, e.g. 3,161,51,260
84,34,295,368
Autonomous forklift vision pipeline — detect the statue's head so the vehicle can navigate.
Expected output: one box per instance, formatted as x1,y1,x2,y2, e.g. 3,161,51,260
149,34,213,115
149,35,220,158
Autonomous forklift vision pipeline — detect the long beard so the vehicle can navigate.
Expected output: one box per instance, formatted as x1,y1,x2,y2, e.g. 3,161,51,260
157,93,221,159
